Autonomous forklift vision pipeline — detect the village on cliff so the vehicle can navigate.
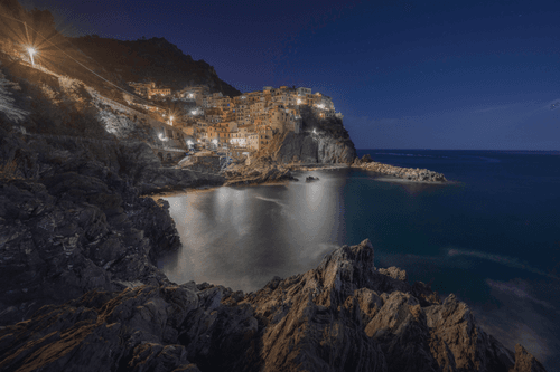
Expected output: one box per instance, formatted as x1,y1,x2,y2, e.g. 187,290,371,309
124,82,340,164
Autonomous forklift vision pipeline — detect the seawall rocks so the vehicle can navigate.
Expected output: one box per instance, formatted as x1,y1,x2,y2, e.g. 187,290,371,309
352,155,447,182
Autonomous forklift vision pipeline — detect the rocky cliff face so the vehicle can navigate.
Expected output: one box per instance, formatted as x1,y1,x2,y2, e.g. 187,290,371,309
273,131,356,164
269,105,356,164
0,127,223,325
0,239,548,372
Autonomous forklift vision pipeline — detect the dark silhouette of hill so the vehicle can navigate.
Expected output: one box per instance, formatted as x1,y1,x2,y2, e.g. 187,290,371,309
69,35,241,97
0,0,240,99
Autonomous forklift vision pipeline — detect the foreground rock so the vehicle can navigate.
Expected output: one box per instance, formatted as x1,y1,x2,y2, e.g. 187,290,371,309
0,128,222,325
352,154,447,182
0,240,547,372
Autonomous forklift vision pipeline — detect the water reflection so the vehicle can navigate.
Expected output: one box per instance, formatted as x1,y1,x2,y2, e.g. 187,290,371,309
159,171,348,292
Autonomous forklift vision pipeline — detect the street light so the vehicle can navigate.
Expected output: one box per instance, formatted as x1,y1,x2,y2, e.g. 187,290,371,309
169,115,174,125
27,47,37,66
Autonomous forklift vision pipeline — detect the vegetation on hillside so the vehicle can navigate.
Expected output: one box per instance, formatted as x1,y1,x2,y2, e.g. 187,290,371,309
70,36,241,97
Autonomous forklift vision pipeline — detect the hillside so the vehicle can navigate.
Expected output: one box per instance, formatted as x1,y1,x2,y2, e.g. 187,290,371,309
0,0,239,101
69,35,241,97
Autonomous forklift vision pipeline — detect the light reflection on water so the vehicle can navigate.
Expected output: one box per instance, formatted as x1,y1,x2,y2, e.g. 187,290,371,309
158,153,560,370
159,170,349,292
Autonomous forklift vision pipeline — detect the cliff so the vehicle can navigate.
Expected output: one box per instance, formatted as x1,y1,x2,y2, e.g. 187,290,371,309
273,131,356,164
272,106,356,164
0,239,548,372
0,126,225,325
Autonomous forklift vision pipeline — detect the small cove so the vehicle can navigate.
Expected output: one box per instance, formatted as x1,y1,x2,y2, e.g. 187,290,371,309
158,150,560,368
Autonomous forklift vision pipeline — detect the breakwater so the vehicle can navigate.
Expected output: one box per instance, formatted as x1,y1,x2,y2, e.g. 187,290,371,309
352,154,447,182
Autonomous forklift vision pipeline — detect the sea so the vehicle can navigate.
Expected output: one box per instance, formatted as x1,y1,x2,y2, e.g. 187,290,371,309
158,149,560,370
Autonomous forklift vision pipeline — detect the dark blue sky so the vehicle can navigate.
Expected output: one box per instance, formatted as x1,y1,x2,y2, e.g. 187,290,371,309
24,0,560,150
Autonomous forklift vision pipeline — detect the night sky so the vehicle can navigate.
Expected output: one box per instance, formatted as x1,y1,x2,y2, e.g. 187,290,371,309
23,0,560,150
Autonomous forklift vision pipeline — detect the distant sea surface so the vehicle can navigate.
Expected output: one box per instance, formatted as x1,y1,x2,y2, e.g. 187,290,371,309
159,149,560,370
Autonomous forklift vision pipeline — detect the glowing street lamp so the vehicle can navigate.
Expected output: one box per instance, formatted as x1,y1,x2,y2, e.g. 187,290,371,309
168,115,174,125
27,47,37,66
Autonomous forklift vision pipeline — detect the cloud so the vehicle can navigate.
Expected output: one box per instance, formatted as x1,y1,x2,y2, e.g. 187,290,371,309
447,248,559,280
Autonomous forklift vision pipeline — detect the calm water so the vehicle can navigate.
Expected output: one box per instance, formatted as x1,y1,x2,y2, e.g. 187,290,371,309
159,150,560,370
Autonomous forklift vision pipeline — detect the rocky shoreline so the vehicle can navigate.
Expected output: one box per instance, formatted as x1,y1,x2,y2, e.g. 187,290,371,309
0,239,547,372
0,128,546,371
352,154,447,182
0,128,223,325
222,164,296,187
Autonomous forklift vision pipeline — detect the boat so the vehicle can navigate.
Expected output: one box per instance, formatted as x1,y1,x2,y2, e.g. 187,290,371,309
306,176,319,182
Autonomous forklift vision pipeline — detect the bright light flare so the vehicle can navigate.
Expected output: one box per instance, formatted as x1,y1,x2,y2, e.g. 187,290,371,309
27,47,37,66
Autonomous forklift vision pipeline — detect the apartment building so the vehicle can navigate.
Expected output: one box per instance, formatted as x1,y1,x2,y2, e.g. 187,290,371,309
207,121,238,142
297,87,311,96
151,87,171,97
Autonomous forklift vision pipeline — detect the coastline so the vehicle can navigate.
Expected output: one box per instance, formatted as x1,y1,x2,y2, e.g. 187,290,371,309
0,238,547,372
0,127,548,371
370,176,453,184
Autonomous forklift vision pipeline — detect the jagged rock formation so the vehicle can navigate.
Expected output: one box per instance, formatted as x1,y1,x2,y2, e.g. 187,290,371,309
0,127,225,325
0,240,547,372
353,154,447,182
